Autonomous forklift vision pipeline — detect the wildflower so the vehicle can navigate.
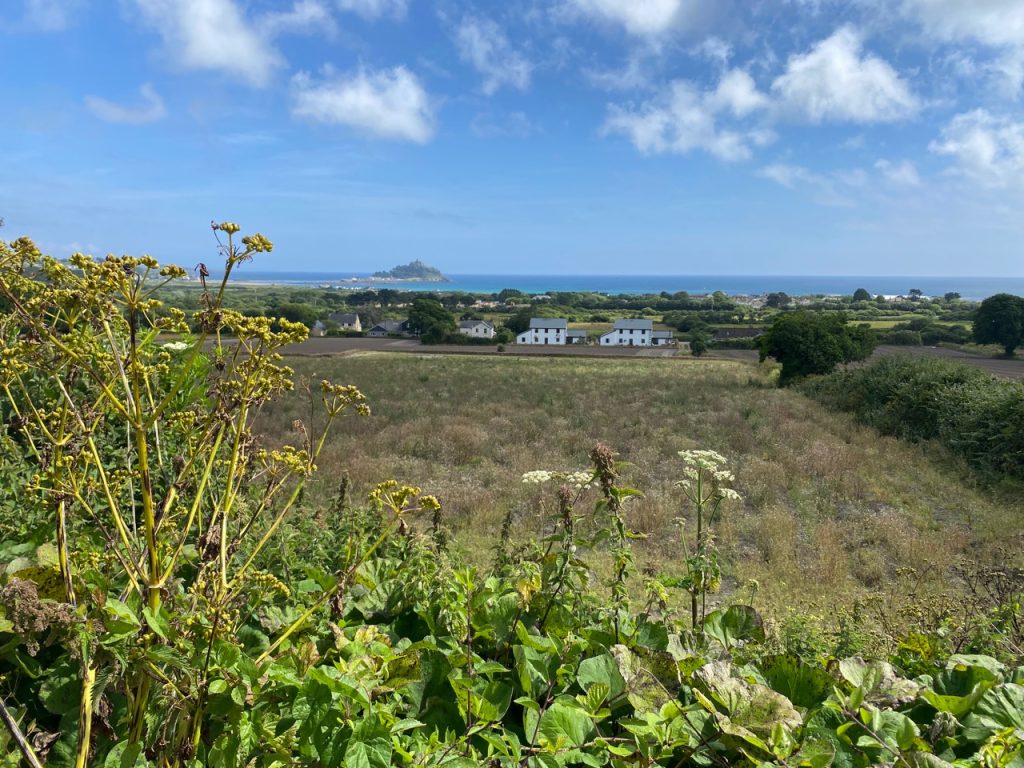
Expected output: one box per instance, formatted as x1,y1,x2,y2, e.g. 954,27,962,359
161,341,189,353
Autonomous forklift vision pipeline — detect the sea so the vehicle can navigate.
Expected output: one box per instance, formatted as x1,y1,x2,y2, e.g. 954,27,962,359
220,272,1024,301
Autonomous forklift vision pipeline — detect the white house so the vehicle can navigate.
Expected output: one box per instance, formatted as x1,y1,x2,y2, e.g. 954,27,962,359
652,330,675,346
328,312,361,332
517,318,568,345
600,319,653,347
458,319,495,339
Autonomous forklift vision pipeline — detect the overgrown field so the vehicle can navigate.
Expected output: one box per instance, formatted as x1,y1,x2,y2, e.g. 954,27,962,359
263,352,1022,631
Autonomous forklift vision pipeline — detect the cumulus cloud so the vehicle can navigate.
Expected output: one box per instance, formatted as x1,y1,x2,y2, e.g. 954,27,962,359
455,16,532,95
567,0,685,37
757,162,861,206
603,69,772,161
771,27,920,123
336,0,408,20
132,0,283,87
291,66,436,143
929,109,1024,187
85,83,167,124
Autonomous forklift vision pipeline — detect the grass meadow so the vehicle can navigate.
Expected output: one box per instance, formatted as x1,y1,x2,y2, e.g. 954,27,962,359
258,352,1021,634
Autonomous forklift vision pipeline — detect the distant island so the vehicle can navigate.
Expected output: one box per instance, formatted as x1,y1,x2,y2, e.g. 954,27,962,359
371,260,449,282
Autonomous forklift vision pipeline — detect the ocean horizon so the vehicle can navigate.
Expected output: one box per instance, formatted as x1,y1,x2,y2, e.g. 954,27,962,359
216,272,1022,301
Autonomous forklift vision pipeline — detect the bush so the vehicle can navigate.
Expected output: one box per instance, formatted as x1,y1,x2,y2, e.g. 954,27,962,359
881,329,922,346
806,356,1024,480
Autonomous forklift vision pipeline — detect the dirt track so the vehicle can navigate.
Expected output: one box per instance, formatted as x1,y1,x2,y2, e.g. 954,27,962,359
279,337,1024,380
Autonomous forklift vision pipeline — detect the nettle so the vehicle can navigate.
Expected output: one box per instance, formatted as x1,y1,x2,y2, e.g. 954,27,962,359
0,227,1020,767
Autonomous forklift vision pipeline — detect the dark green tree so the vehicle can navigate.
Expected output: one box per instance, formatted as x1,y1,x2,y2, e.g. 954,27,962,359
503,307,533,335
853,288,871,302
765,292,791,309
973,293,1024,356
276,302,319,328
689,331,710,357
408,298,456,344
759,311,876,384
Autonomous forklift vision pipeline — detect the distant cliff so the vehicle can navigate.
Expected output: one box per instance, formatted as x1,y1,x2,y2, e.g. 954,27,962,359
372,260,449,282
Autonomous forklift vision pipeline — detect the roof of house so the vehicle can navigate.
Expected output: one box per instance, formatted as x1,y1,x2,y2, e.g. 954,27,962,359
528,318,568,330
459,320,494,330
329,312,360,324
713,327,763,340
566,329,587,337
371,320,406,332
652,330,674,338
613,319,654,331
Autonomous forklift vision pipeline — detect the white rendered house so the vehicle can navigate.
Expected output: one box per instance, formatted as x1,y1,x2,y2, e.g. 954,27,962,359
600,319,653,346
516,318,568,345
458,319,495,339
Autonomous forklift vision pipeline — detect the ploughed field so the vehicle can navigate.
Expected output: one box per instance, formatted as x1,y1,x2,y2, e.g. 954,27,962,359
258,352,1020,629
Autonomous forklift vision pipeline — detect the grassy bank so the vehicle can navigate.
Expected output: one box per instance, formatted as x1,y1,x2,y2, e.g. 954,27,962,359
259,352,1021,632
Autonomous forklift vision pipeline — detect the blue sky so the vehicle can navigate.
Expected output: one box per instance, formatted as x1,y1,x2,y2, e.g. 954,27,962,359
2,0,1024,276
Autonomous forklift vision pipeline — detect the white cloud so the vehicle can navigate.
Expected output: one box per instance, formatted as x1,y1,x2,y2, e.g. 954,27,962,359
85,83,167,124
567,0,684,37
603,70,772,161
903,0,1024,50
132,0,282,87
757,162,859,206
875,159,921,185
258,0,336,38
771,27,920,123
929,109,1024,187
707,69,769,117
291,66,436,143
454,16,532,95
336,0,407,20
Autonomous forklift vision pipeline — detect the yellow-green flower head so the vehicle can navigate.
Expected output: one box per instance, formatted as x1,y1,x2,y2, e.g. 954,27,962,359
215,222,241,235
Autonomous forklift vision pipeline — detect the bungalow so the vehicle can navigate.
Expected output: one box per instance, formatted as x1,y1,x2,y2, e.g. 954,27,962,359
600,319,653,347
328,312,362,332
367,320,411,338
652,330,675,346
517,318,568,345
566,330,588,345
458,319,495,339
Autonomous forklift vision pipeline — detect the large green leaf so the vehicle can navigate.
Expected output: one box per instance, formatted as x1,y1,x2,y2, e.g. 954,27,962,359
703,605,765,649
577,654,626,701
838,658,921,706
537,697,595,751
693,661,802,739
761,655,834,710
921,662,998,718
961,683,1024,742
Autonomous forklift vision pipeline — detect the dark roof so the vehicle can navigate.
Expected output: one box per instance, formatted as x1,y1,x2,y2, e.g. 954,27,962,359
566,329,587,337
370,320,406,333
613,319,653,331
528,318,568,330
713,327,763,340
652,330,674,338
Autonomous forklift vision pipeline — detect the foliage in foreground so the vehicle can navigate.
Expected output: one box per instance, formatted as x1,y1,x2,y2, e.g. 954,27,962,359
0,231,1020,767
805,356,1024,482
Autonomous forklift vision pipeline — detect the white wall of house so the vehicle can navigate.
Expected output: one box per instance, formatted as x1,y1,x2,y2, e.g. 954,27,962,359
459,323,495,339
517,327,566,345
600,328,652,346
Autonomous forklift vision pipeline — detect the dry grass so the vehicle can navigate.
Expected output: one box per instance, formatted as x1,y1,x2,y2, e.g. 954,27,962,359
256,352,1020,623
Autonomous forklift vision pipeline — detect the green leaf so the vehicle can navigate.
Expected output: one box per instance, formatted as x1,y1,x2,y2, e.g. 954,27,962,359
961,683,1024,742
837,658,921,707
537,698,595,751
703,605,765,649
142,606,170,640
761,655,833,710
577,654,626,701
